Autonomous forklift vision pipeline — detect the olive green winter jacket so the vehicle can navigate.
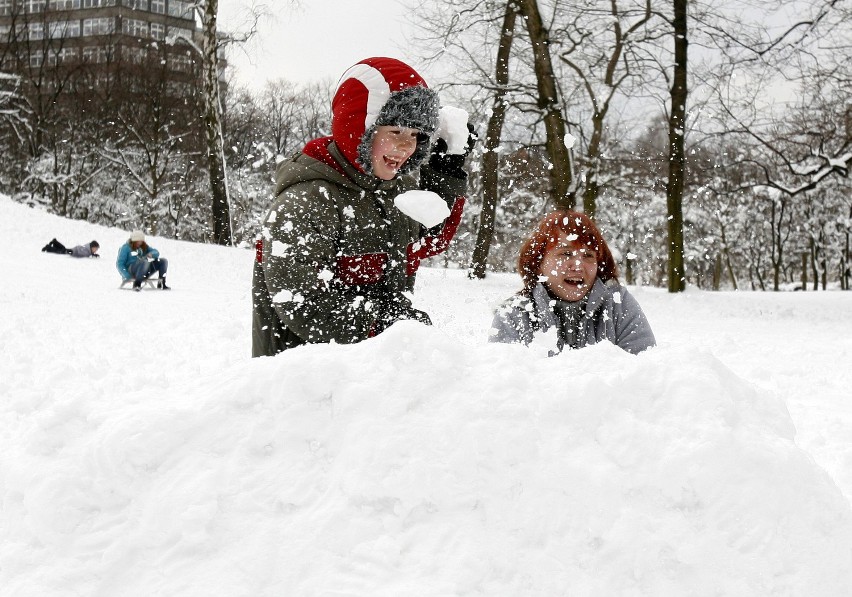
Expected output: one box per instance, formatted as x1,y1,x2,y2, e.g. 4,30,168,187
252,141,466,357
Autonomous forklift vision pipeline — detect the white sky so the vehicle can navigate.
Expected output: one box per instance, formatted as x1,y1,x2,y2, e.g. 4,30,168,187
219,0,423,90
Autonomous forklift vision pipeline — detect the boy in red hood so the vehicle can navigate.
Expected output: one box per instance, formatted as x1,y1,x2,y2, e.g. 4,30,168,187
252,57,475,357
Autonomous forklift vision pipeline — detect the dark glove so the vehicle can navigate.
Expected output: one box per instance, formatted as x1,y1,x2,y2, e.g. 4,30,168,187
370,292,432,337
92,254,100,258
429,123,478,177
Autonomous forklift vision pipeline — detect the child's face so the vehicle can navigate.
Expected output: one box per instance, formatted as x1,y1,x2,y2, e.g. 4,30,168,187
370,125,420,180
540,234,599,302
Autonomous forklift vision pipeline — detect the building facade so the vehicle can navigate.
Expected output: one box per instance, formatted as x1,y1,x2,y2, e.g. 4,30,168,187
0,0,209,95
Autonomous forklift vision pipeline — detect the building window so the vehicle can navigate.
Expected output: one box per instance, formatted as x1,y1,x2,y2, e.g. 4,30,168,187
49,0,82,9
149,22,165,40
82,17,115,35
82,0,115,8
47,46,79,65
122,18,147,37
122,45,146,63
82,45,109,63
49,20,82,38
167,53,190,72
30,52,44,67
25,0,47,13
122,0,146,9
0,0,12,16
28,22,44,40
150,0,164,13
167,0,191,19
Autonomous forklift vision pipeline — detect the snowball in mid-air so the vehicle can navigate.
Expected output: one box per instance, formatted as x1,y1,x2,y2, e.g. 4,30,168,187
394,190,451,228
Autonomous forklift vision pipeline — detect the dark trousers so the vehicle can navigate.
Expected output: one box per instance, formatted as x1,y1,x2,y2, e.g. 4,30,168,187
42,239,70,254
129,258,168,282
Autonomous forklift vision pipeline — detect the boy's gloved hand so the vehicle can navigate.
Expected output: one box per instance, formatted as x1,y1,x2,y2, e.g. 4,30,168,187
429,123,477,177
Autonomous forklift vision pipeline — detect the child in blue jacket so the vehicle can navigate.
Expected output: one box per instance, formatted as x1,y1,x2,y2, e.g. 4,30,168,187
116,230,170,291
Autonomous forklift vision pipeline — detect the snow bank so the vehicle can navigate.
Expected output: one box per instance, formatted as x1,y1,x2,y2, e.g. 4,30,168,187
2,196,852,595
4,322,851,596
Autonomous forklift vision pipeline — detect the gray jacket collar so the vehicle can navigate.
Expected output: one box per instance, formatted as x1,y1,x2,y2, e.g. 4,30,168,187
530,278,610,328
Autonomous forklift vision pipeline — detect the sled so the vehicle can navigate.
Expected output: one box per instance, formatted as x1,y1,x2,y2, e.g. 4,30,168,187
119,278,159,290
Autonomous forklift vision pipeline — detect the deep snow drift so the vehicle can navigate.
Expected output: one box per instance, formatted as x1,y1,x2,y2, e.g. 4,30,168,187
2,196,852,596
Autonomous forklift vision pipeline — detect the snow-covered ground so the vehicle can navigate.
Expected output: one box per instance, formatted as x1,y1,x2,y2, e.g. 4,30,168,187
2,195,851,596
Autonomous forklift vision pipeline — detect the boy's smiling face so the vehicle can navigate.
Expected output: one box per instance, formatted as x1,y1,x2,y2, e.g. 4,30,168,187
370,125,420,180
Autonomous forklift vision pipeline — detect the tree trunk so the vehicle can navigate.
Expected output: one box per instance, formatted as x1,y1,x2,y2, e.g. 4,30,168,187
625,251,634,285
801,251,808,291
666,0,687,292
200,0,232,246
583,110,604,218
518,0,573,209
845,216,851,290
718,222,738,290
712,253,722,290
470,1,518,280
809,237,818,291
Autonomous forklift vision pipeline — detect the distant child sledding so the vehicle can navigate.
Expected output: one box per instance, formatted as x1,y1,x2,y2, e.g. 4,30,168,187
42,238,100,258
490,210,655,355
116,230,170,291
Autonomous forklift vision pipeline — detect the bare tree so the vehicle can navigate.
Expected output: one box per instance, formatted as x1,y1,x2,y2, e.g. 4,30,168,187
197,0,232,245
554,0,659,218
470,0,520,279
99,47,204,237
664,0,687,292
517,0,573,208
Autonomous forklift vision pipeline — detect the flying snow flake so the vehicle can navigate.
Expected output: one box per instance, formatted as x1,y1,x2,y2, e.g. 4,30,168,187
343,206,355,218
317,269,334,283
271,240,290,257
272,289,293,303
530,325,560,355
563,133,577,149
266,210,277,224
612,291,622,304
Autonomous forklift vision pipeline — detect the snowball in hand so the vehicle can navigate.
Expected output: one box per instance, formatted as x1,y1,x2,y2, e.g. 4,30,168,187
436,106,470,155
394,190,451,228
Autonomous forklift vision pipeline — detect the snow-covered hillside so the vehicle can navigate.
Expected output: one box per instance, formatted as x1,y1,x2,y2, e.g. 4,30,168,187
2,196,851,595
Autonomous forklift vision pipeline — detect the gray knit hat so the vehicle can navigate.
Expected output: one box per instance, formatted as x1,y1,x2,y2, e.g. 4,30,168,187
356,85,440,176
